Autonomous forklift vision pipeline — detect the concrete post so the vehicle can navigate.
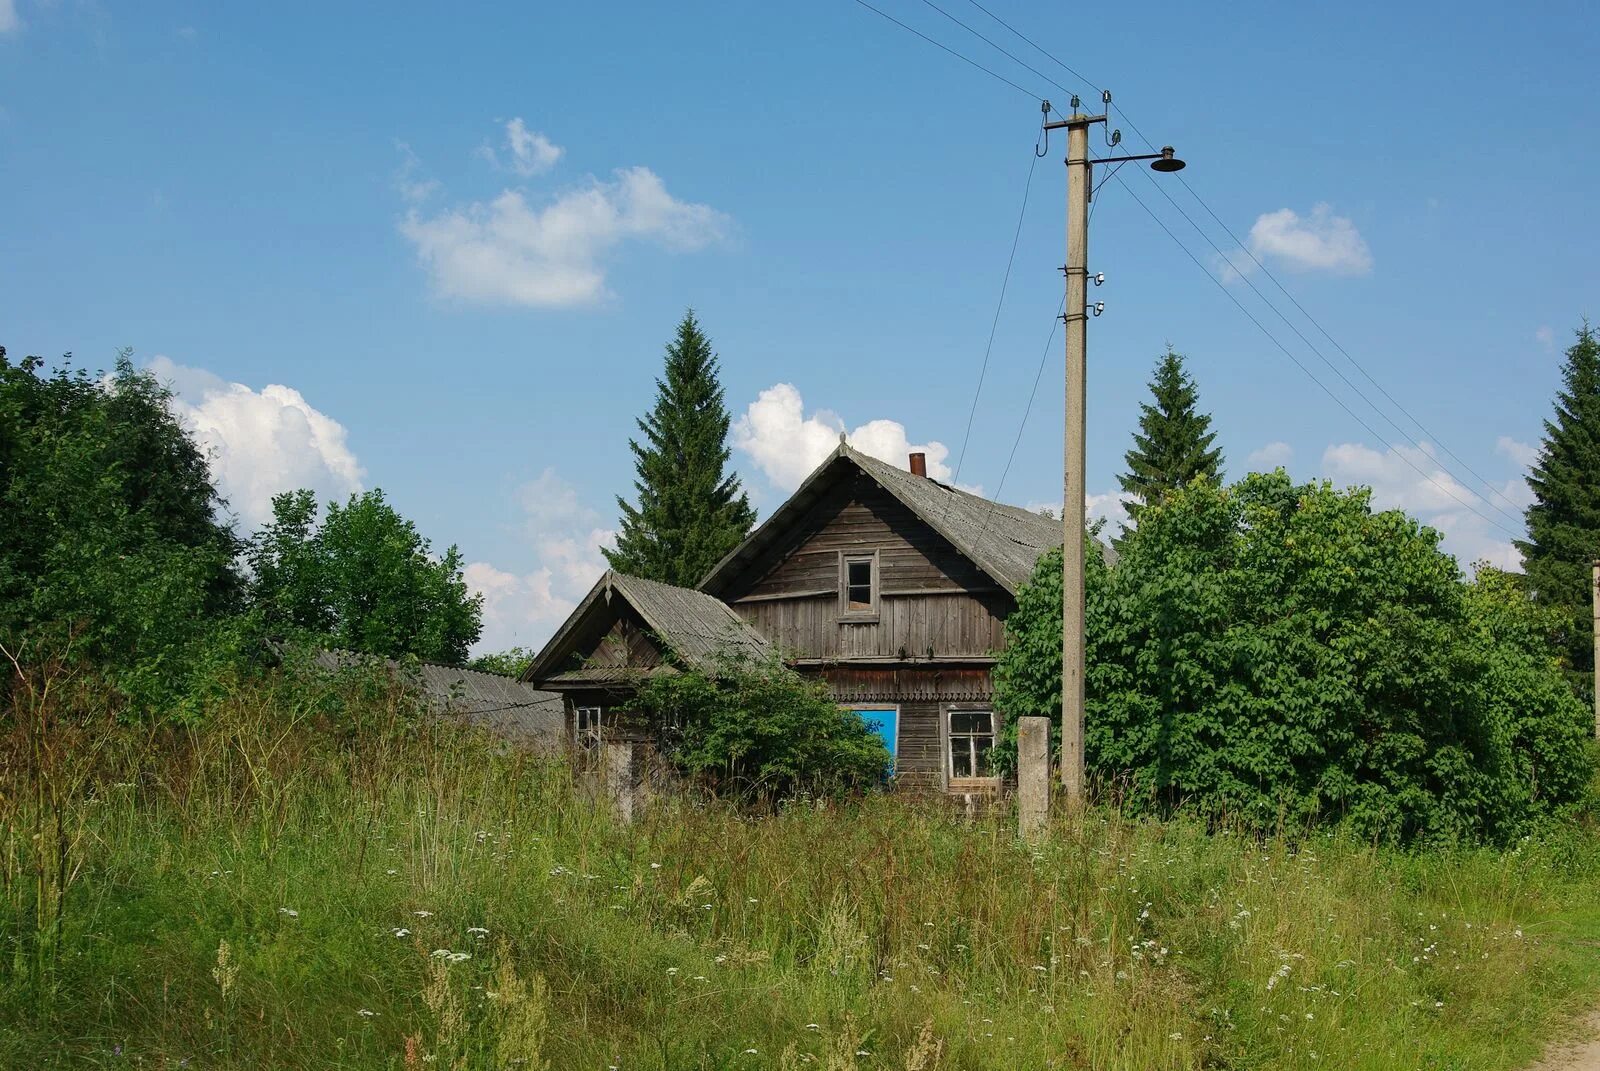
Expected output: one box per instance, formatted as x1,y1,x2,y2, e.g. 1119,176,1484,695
1018,716,1051,840
605,740,641,825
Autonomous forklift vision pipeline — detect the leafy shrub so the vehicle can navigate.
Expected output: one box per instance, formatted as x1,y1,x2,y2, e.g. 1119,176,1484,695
632,655,891,800
993,472,1593,844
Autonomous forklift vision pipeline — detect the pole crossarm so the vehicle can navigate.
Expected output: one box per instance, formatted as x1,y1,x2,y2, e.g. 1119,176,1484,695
1043,113,1108,130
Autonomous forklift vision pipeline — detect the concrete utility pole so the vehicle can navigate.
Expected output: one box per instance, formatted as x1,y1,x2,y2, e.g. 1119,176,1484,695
1059,113,1091,802
1043,95,1185,800
1592,559,1598,739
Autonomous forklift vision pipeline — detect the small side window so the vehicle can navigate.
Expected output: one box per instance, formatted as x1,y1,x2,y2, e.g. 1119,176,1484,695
575,706,604,757
948,709,996,781
840,552,878,618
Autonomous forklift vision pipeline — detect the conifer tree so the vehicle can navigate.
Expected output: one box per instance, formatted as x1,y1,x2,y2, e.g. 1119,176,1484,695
1118,347,1224,525
1515,322,1600,697
606,310,756,587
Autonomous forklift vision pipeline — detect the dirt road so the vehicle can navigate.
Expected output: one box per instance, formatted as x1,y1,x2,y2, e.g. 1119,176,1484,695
1529,1012,1600,1071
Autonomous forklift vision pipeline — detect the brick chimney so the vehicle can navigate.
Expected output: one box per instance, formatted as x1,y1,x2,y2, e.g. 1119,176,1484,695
908,452,927,478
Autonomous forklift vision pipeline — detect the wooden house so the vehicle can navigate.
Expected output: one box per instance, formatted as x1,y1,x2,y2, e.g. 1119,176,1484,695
523,441,1065,796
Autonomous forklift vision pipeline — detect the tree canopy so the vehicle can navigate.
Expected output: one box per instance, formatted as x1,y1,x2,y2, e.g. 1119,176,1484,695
1515,322,1600,699
248,488,481,665
605,310,755,587
1118,348,1224,527
993,472,1590,845
0,348,241,708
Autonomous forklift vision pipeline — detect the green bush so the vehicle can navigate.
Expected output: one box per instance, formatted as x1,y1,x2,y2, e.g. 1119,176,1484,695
632,655,891,800
993,471,1594,844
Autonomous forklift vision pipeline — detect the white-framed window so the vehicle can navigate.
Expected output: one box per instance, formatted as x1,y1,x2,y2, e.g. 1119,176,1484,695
575,705,604,754
947,709,996,781
839,550,879,619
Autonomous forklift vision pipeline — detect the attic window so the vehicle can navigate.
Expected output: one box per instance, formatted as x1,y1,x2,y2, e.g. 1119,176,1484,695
840,551,878,619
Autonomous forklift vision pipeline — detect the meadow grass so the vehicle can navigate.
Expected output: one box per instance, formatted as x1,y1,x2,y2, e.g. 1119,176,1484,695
4,672,1600,1069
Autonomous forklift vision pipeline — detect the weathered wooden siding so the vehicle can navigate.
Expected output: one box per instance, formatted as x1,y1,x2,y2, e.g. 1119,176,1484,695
725,473,1013,660
587,612,664,669
895,700,943,792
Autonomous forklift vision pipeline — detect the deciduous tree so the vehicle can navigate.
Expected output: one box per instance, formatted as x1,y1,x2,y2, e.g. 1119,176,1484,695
248,489,481,665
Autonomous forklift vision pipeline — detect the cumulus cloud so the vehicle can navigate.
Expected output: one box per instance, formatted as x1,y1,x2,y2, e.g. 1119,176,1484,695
1496,435,1539,469
1246,441,1294,471
1319,440,1528,572
465,468,615,653
478,118,563,177
0,1,18,34
732,382,953,491
1231,203,1372,277
148,356,364,529
1535,325,1556,349
399,164,729,308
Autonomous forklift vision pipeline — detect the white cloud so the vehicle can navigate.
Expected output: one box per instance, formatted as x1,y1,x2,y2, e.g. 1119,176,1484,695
1496,435,1538,469
1244,203,1372,276
732,382,953,491
399,165,729,308
466,468,615,654
0,1,19,34
1319,440,1528,572
148,356,364,529
1246,441,1294,471
1535,325,1556,348
1085,491,1131,536
479,118,563,177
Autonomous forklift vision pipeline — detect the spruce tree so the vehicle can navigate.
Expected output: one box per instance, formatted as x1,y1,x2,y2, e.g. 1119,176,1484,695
1118,347,1224,526
605,310,756,587
1515,322,1600,697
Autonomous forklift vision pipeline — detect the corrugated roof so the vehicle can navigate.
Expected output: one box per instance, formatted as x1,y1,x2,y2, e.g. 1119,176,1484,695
312,650,564,749
701,443,1068,597
522,570,773,685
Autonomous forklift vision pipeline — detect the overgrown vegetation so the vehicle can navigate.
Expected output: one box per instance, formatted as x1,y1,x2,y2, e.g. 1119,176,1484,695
0,350,482,699
0,348,243,711
4,667,1600,1069
994,472,1592,844
634,654,892,799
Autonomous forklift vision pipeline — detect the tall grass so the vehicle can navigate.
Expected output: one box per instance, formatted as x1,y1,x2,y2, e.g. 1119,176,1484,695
4,664,1600,1069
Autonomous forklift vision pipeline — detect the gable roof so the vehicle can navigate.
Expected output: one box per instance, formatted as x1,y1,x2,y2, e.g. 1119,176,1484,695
700,442,1065,598
311,650,564,748
522,569,773,684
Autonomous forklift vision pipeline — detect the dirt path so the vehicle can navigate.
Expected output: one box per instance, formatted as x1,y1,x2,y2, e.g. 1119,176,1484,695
1529,1011,1600,1070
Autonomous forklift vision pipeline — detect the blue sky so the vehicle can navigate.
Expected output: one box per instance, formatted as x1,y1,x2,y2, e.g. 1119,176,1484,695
3,1,1597,651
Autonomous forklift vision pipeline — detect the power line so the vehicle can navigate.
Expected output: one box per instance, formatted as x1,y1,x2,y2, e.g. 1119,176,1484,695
940,3,1528,527
1110,170,1524,542
969,294,1067,551
1124,158,1525,529
847,0,1523,538
914,0,1088,102
959,0,1101,96
953,148,1038,486
849,0,1043,100
1134,125,1528,520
